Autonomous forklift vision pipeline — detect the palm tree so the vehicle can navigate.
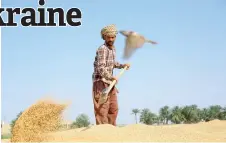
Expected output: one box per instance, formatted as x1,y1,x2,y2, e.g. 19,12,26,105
218,106,226,120
159,106,170,124
208,105,222,121
140,108,158,125
169,106,185,124
131,109,140,124
181,105,200,124
200,108,209,121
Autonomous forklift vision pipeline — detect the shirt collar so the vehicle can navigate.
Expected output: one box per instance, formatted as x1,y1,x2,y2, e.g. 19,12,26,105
104,42,115,50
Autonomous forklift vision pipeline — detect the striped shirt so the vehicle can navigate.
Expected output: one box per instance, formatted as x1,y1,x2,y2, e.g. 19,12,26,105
92,43,123,84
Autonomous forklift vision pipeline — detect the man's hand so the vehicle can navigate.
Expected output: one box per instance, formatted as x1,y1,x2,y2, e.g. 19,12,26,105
111,76,118,83
122,63,130,70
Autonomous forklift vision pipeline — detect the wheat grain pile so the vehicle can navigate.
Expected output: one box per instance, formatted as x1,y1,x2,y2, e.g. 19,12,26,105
10,99,67,142
3,97,226,142
46,120,226,142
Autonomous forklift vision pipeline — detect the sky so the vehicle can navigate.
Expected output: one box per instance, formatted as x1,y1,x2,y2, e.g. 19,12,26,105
1,0,226,125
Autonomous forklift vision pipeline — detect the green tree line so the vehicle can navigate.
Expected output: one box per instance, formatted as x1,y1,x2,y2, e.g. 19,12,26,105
132,104,226,125
8,104,226,133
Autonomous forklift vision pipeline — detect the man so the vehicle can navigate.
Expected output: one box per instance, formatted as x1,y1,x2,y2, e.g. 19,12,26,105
92,24,130,126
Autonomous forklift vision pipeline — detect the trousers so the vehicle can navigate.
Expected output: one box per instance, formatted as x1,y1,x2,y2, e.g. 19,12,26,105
92,80,119,126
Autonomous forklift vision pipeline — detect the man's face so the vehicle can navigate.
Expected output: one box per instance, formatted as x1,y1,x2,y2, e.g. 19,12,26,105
104,35,116,47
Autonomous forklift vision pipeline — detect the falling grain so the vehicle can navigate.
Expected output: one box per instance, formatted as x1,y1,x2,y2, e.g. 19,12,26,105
10,99,68,142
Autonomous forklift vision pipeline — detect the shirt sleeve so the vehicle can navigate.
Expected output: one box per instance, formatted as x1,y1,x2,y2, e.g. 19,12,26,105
96,48,113,80
113,48,123,69
114,61,123,69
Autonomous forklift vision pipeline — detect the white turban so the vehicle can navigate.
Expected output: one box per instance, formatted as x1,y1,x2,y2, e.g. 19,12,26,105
101,24,118,40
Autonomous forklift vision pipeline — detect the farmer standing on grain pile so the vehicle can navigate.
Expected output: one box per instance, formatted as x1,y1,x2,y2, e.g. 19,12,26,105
92,24,130,126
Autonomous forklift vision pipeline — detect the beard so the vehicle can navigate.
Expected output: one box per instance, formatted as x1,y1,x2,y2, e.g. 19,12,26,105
106,41,114,46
